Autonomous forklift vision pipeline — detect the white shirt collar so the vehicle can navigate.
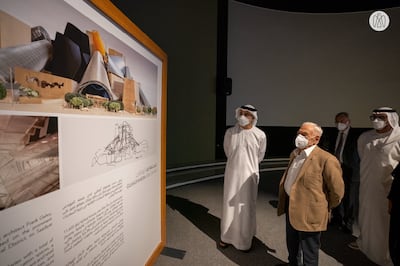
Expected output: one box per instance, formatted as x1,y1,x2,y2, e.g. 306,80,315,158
339,126,350,135
297,144,316,157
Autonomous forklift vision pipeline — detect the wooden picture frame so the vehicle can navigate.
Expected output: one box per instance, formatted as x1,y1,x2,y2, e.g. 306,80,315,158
89,1,168,264
0,1,167,265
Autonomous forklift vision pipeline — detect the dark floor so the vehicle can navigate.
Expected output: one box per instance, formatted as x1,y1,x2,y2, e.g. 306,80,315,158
154,166,378,266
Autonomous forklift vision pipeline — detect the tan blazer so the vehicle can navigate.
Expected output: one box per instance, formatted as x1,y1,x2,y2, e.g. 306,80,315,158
277,146,344,232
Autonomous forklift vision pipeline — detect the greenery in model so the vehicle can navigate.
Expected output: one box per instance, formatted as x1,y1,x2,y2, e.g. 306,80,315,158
63,92,157,115
64,92,93,109
103,100,124,112
19,86,39,97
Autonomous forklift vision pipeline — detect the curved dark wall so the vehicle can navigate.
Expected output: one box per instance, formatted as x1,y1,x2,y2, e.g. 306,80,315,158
110,0,395,167
111,0,219,167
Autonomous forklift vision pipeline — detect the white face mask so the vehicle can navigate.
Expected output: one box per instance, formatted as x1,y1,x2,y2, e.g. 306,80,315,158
295,134,308,149
372,120,387,130
237,115,250,127
337,122,348,131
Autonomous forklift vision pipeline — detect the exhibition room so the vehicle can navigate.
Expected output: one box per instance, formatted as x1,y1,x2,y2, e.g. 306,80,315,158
1,0,399,265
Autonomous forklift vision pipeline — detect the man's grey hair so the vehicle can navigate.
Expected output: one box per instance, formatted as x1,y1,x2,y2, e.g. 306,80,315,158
302,122,323,136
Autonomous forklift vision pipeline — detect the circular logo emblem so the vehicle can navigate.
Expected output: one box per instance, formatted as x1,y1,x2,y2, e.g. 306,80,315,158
369,11,390,31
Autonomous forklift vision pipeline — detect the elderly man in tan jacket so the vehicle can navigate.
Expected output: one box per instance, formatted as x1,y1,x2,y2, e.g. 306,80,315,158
277,122,344,266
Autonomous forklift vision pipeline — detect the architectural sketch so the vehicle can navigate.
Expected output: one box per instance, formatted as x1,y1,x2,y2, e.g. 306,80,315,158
92,121,148,166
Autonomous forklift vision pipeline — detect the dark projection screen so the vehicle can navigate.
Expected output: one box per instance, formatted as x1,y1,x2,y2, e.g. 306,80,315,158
227,0,400,127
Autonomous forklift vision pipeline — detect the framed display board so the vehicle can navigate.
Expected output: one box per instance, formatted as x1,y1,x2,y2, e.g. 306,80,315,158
0,0,167,265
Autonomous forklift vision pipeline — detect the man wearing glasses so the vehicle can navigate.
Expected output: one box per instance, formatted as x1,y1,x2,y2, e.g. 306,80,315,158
349,107,400,266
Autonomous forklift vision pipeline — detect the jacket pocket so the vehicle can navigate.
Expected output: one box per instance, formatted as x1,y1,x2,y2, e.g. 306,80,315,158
306,201,327,225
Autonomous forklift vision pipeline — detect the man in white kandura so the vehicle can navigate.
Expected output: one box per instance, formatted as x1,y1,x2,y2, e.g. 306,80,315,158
350,107,400,266
219,104,267,252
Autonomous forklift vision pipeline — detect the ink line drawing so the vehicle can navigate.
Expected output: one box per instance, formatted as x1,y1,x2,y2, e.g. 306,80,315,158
91,121,148,166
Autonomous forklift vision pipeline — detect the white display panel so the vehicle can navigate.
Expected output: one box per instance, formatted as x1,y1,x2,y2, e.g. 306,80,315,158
0,0,166,265
227,0,400,127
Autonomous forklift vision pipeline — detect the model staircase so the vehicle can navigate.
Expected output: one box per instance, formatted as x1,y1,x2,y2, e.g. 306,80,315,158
0,115,59,210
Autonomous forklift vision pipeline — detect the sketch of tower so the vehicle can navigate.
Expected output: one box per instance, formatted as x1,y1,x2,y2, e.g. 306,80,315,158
92,121,148,166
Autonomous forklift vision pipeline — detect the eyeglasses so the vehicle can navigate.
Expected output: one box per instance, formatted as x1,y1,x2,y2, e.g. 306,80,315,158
369,115,387,121
239,111,254,118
